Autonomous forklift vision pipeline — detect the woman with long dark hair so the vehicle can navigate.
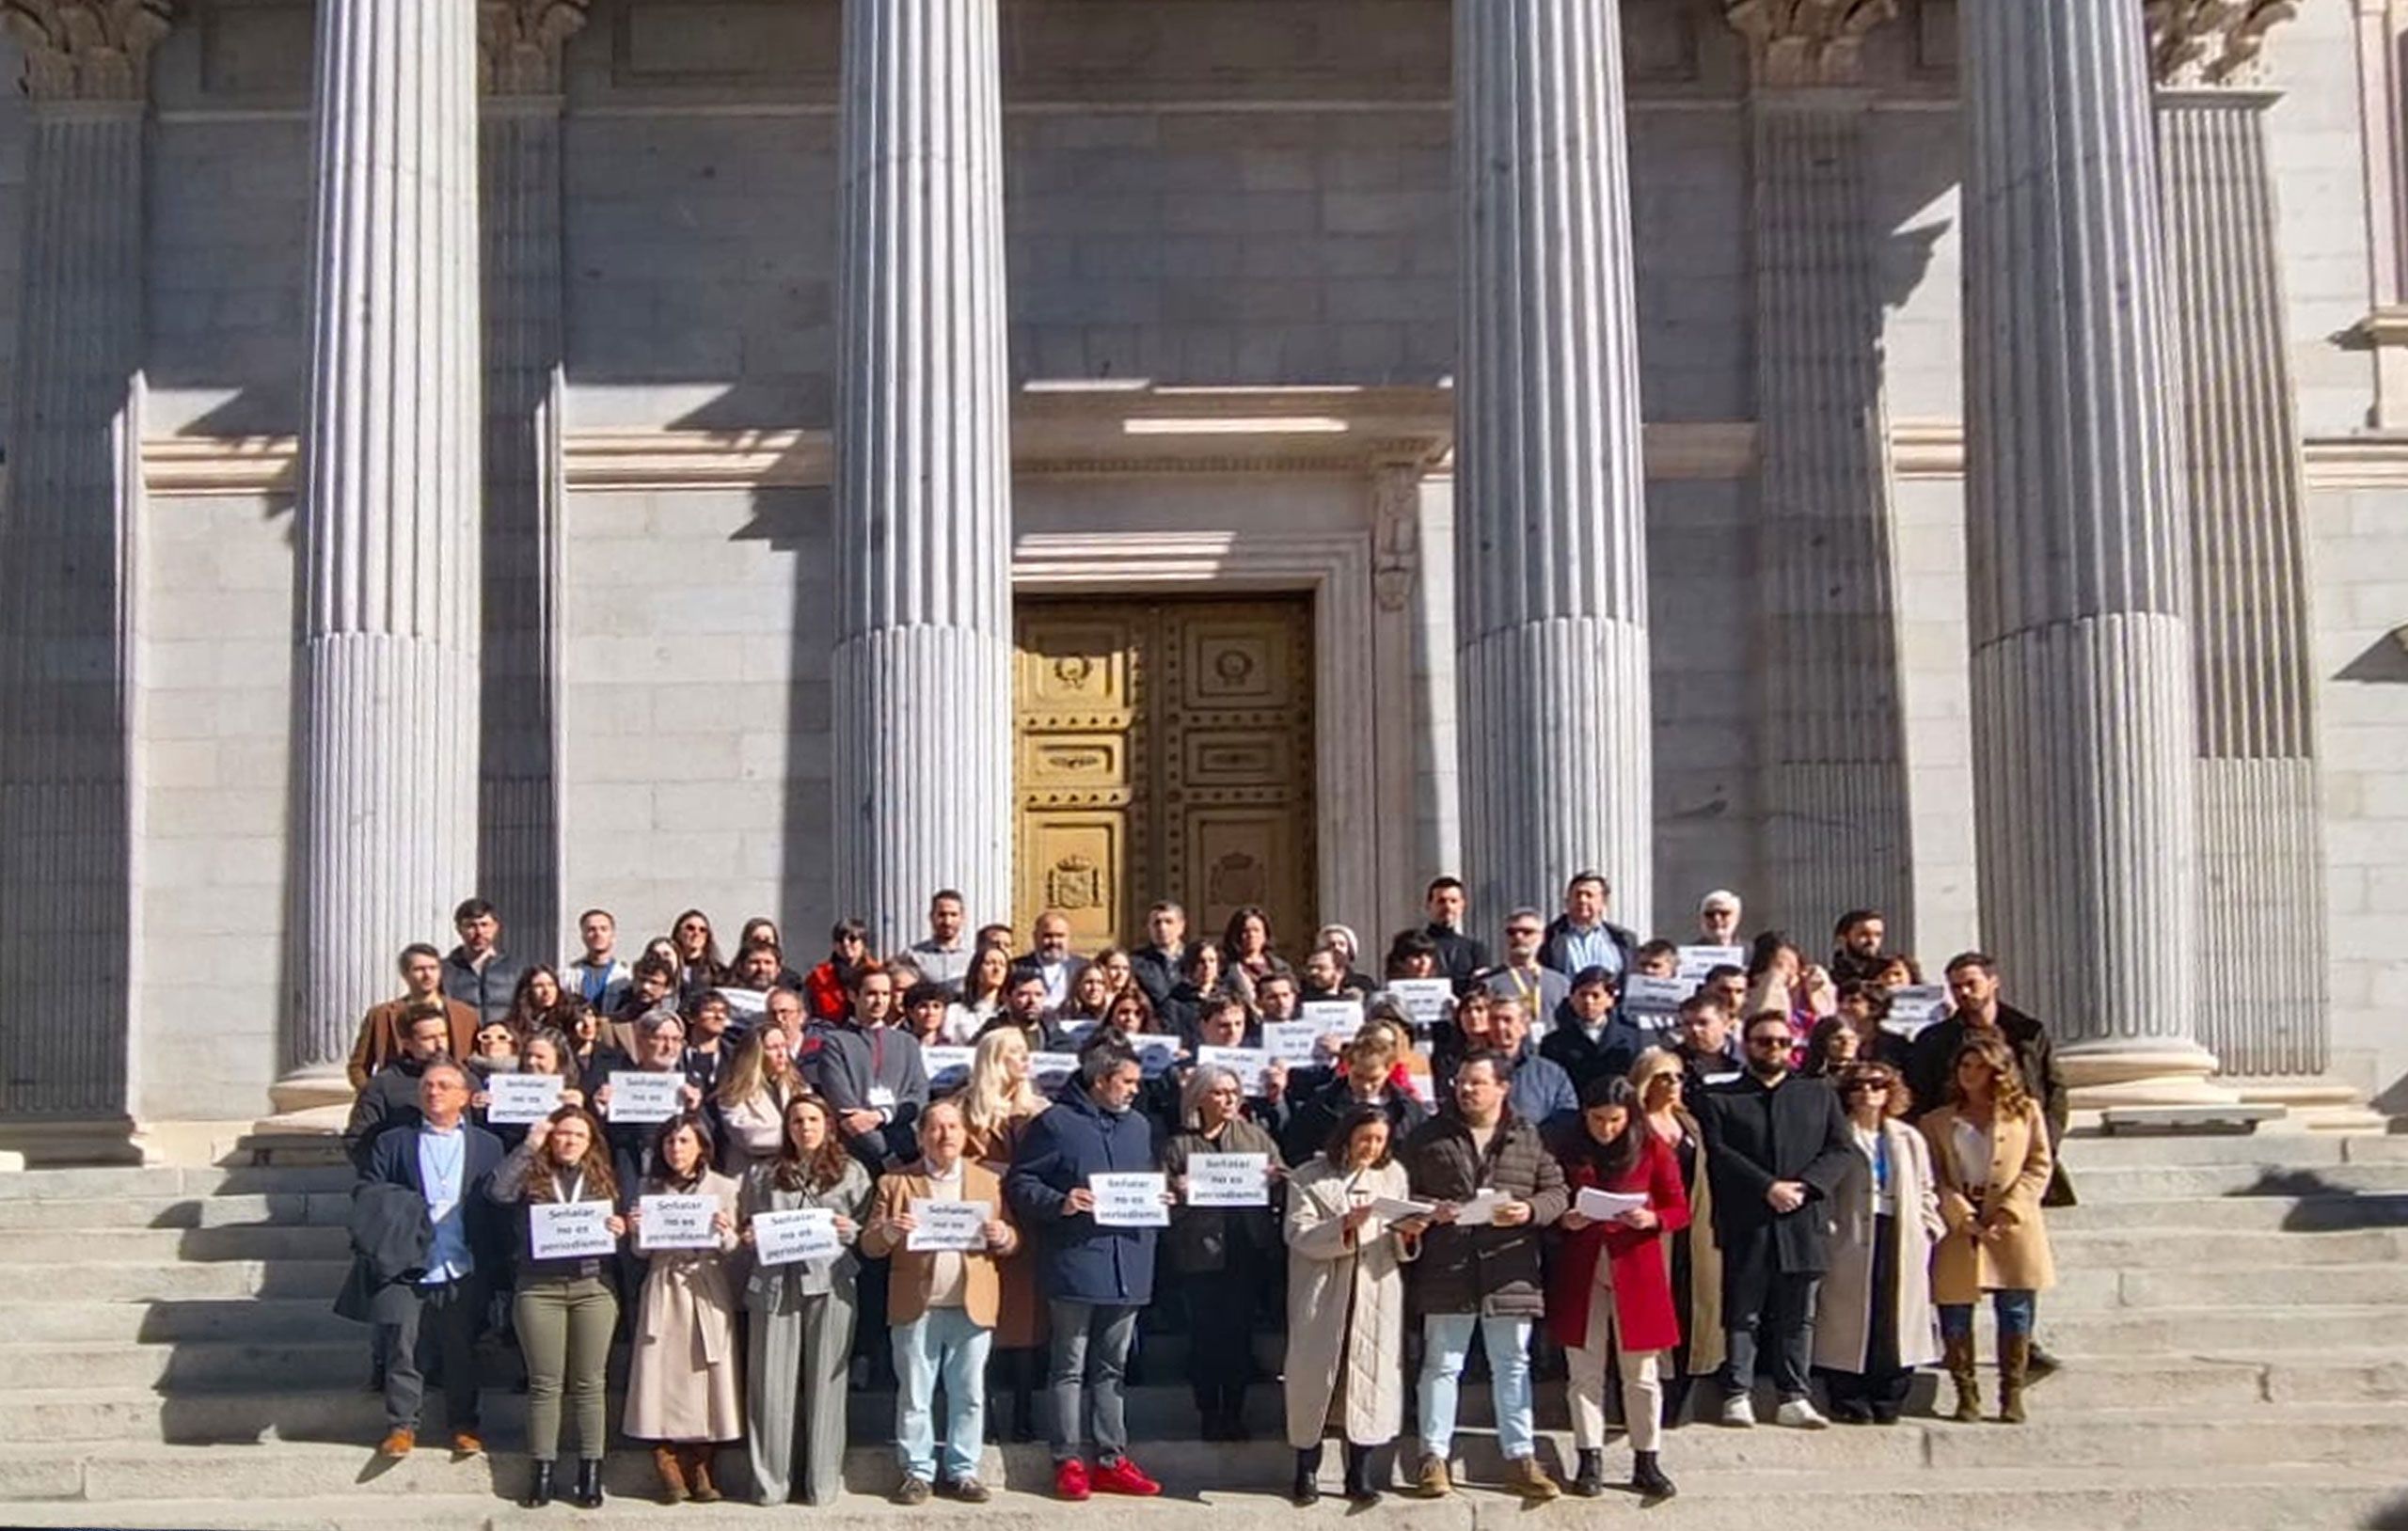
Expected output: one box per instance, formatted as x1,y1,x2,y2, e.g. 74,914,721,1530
669,909,727,996
1548,1076,1687,1502
1221,905,1287,1000
506,965,565,1037
624,1113,740,1503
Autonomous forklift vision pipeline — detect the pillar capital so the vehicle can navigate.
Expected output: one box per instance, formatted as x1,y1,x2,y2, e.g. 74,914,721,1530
2143,0,2295,87
1,0,171,104
478,0,587,98
1723,0,1897,89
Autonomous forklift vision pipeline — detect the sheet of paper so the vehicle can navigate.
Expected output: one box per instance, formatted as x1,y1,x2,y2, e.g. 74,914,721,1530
1029,1051,1080,1092
607,1070,683,1125
1700,1069,1744,1087
1261,1020,1325,1065
1196,1045,1274,1096
529,1200,616,1260
1185,1152,1271,1207
1881,986,1951,1039
1053,1018,1099,1047
1676,944,1748,981
1622,973,1694,1015
1298,999,1364,1035
485,1071,562,1125
1132,1034,1182,1080
715,986,768,1017
1451,1189,1504,1227
636,1192,719,1251
1576,1187,1650,1223
906,1197,992,1253
751,1207,840,1267
921,1045,974,1093
1369,1195,1435,1221
1386,979,1455,1033
1090,1171,1171,1227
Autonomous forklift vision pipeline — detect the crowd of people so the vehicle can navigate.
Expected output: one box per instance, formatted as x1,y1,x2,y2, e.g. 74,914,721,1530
340,877,2070,1509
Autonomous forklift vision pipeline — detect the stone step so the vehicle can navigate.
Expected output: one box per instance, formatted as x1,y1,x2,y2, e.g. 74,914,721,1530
0,1166,356,1202
5,1299,361,1346
2046,1226,2408,1267
2048,1261,2408,1312
0,1226,354,1264
0,1260,353,1303
2057,1132,2408,1168
2036,1302,2406,1357
0,1340,371,1393
2060,1161,2408,1201
2049,1190,2408,1232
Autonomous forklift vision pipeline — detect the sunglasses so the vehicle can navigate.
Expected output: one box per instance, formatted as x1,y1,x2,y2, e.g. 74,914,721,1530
1845,1080,1891,1092
1747,1034,1792,1048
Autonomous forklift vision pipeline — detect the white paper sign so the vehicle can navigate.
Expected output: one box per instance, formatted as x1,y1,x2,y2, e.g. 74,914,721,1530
1090,1172,1171,1227
1053,1018,1100,1047
1132,1034,1182,1080
529,1201,617,1260
1370,1195,1435,1221
1677,945,1748,981
608,1070,683,1125
906,1197,993,1253
1623,973,1694,1015
1700,1069,1744,1088
1196,1045,1274,1096
715,986,768,1018
1030,1050,1080,1092
751,1207,841,1267
922,1045,974,1093
1882,986,1951,1039
1451,1189,1504,1227
1185,1152,1271,1207
637,1192,720,1251
1299,1000,1363,1035
1261,1020,1325,1065
1576,1187,1650,1223
486,1072,564,1125
1386,979,1455,1034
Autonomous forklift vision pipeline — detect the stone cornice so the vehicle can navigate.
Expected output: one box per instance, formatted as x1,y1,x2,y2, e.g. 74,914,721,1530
1,0,171,104
478,0,589,98
2144,0,2296,87
1723,0,1898,89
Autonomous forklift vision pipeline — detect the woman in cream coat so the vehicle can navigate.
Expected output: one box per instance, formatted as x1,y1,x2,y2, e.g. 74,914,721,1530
1812,1060,1943,1424
623,1113,743,1504
1282,1103,1427,1507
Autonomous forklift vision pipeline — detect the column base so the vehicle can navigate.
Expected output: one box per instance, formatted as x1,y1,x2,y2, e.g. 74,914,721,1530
269,1066,355,1115
2060,1042,2240,1110
0,1114,143,1167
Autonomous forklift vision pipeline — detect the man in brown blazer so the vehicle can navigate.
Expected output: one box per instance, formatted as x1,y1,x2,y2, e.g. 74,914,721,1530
347,944,480,1090
861,1098,1019,1505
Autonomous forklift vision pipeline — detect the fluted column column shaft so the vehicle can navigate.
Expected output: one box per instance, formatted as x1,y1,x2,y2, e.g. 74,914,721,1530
1962,0,2203,1061
290,0,483,1078
0,103,145,1122
2159,87,2326,1078
1453,0,1653,931
479,97,569,961
832,0,1014,951
1751,93,1912,942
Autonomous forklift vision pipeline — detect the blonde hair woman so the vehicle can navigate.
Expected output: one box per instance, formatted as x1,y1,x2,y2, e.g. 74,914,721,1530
713,1024,800,1173
962,1026,1051,1440
1627,1048,1721,1426
1919,1034,2055,1423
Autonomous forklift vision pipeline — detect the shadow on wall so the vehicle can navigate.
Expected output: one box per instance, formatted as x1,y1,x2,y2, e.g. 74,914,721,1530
2337,627,2408,686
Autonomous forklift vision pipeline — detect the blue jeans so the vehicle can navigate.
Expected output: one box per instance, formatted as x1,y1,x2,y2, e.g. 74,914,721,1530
1418,1313,1534,1461
1939,1290,2037,1339
893,1305,993,1483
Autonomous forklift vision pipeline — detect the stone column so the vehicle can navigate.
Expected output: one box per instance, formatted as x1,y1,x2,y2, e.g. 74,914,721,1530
0,0,168,1159
1961,0,2221,1102
1453,0,1653,932
832,0,1014,952
285,0,483,1104
478,0,587,966
2148,6,2334,1092
1727,0,1914,943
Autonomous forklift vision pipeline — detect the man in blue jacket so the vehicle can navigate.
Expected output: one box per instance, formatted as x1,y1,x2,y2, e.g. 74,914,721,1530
1006,1040,1168,1502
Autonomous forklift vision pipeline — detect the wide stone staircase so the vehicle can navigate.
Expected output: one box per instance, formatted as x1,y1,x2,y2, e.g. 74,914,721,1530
0,1130,2403,1528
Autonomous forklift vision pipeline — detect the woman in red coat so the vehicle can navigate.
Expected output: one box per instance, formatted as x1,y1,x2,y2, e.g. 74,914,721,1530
1548,1075,1689,1503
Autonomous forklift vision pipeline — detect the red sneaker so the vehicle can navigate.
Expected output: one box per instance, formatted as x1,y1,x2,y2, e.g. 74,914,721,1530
1092,1457,1162,1497
1054,1458,1092,1501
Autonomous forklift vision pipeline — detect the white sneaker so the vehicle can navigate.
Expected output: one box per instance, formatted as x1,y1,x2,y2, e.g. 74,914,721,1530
1719,1396,1755,1428
1775,1398,1830,1430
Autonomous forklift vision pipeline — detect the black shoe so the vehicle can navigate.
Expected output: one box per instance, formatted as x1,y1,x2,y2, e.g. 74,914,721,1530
1571,1448,1605,1497
1631,1450,1677,1504
522,1460,556,1509
571,1458,605,1509
1341,1444,1381,1506
1291,1446,1323,1507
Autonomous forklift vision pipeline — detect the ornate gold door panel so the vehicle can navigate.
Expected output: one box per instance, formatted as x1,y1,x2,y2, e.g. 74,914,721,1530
1014,598,1315,952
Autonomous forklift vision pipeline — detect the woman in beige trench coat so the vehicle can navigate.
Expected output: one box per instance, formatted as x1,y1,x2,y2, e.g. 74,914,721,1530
1282,1104,1426,1507
1812,1060,1942,1423
624,1113,744,1504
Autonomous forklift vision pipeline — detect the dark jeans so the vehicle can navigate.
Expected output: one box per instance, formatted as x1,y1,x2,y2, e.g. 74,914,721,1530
1720,1267,1818,1403
1180,1269,1256,1418
380,1275,484,1433
1047,1299,1140,1465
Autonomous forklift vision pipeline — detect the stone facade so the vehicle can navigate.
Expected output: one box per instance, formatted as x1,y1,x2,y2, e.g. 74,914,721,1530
0,0,2400,1134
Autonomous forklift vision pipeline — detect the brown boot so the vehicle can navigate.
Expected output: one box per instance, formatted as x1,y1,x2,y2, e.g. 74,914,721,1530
652,1443,689,1505
1942,1334,1981,1423
686,1444,724,1503
1997,1335,2030,1424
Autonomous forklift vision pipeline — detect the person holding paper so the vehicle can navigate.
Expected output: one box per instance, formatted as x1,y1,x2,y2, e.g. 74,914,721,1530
861,1099,1020,1504
1629,1047,1723,1429
1834,979,1917,1071
597,1013,705,1198
1399,1050,1570,1503
1162,1064,1288,1442
1814,1061,1942,1425
624,1114,741,1505
962,1028,1054,1441
712,1024,802,1175
1281,1104,1426,1506
1547,1077,1690,1502
1696,1009,1855,1430
487,1106,624,1509
737,1094,872,1505
1004,1040,1168,1501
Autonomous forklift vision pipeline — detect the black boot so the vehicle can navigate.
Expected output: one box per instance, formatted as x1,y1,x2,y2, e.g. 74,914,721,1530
1631,1450,1677,1504
1571,1448,1604,1497
570,1459,605,1510
521,1460,556,1509
1342,1444,1381,1505
1291,1444,1323,1507
1224,1384,1252,1442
